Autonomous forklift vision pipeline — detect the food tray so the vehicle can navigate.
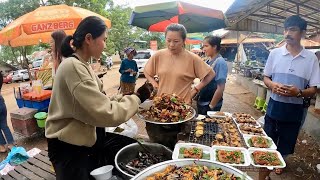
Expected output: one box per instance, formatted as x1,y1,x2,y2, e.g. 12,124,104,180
188,120,221,146
233,116,261,127
243,135,277,150
137,100,196,125
237,124,268,137
172,143,214,160
207,111,232,118
248,148,286,169
212,146,251,167
131,159,253,180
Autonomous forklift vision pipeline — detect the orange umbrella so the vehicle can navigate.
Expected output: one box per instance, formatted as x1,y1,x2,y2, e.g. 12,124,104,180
0,4,111,47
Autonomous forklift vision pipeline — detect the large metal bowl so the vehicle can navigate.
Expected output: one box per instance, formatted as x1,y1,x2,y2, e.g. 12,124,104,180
114,142,172,179
137,100,196,125
131,159,253,180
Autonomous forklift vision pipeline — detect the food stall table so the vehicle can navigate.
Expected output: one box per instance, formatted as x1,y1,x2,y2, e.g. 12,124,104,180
176,115,277,180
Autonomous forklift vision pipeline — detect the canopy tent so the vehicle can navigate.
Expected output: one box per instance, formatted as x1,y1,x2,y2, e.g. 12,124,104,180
225,0,320,35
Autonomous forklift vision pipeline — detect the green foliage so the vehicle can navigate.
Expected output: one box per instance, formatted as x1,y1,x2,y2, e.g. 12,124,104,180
0,0,165,64
261,33,283,43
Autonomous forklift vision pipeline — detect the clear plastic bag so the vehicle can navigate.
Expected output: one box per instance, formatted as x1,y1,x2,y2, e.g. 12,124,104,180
105,119,138,138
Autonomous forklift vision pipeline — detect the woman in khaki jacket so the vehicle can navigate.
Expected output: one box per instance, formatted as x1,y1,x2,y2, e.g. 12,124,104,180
45,16,152,180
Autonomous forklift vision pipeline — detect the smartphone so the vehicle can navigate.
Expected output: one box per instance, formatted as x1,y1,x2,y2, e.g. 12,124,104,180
283,84,293,87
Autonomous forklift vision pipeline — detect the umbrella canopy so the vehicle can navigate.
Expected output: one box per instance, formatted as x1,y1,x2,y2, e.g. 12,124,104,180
129,1,226,33
191,47,202,52
0,4,111,47
185,38,202,45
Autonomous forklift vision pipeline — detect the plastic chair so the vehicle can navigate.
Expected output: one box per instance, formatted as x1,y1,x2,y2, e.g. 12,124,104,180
254,96,266,110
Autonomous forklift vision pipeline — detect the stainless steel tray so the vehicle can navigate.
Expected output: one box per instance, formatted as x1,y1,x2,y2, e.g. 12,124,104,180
137,100,196,125
131,159,253,180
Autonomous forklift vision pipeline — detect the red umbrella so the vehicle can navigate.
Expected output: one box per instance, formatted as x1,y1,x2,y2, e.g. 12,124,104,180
129,1,226,33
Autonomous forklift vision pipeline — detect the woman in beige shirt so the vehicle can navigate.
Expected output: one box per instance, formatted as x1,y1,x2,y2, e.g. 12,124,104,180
144,23,215,148
45,16,152,179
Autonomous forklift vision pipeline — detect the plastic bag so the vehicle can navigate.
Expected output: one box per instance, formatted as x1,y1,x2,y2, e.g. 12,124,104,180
257,115,265,128
0,147,29,170
105,119,138,138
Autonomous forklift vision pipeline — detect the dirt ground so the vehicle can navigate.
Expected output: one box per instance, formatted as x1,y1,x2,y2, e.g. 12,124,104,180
1,68,320,179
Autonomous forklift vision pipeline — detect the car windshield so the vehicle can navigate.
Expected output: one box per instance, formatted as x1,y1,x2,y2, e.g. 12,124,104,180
134,52,151,59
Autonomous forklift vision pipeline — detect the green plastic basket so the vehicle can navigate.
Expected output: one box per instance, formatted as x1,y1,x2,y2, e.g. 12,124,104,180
34,112,47,128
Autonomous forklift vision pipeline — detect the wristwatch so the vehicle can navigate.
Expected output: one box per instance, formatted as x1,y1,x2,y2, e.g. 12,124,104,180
296,89,302,98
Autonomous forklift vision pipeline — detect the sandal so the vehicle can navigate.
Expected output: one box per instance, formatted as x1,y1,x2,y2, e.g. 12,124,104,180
7,144,16,150
275,168,284,175
0,145,7,153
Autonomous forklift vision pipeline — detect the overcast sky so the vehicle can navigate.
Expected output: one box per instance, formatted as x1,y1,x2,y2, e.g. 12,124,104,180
113,0,235,12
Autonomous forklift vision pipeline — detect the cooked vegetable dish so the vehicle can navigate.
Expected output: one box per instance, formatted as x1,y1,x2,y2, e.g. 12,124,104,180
146,164,241,180
140,94,193,123
216,150,244,164
252,151,281,166
248,136,270,148
179,147,210,160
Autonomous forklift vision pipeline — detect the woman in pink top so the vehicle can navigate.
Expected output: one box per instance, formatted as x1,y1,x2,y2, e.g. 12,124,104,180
144,23,215,149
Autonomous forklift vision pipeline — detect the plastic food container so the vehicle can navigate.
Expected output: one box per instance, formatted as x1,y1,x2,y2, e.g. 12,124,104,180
248,148,286,169
172,143,213,160
243,134,277,150
211,145,251,167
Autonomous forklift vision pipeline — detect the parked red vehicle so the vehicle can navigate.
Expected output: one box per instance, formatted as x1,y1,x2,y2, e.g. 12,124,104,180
3,73,13,84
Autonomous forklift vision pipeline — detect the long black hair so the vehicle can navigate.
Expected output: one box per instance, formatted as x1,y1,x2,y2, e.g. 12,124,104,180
51,30,67,66
61,16,107,57
204,35,221,51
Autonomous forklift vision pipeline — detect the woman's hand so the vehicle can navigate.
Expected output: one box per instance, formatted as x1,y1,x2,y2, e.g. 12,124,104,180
135,82,154,102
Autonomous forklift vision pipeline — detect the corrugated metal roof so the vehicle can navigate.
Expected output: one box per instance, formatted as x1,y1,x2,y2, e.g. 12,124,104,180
226,0,320,34
276,39,320,48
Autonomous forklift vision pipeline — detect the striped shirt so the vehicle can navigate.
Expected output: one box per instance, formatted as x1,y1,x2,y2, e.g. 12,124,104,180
264,44,320,121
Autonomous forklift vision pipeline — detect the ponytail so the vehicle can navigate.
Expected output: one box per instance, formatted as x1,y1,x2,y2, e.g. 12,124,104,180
60,16,107,58
61,35,75,57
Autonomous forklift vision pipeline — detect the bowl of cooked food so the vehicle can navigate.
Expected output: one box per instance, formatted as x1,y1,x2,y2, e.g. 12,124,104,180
114,142,172,179
131,159,253,180
137,94,196,125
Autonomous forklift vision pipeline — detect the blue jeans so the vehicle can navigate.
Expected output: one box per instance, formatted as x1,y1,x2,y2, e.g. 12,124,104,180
0,96,14,145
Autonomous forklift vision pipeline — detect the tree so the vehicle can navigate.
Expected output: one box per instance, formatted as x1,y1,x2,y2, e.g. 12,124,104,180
0,0,40,66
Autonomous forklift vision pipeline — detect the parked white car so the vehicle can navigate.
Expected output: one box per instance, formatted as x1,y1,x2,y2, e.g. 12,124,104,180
133,50,154,75
12,70,30,82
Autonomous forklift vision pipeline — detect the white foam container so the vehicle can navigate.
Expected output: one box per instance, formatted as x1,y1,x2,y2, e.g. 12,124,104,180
237,124,268,137
248,148,286,168
233,116,261,128
211,146,251,167
207,111,232,118
172,143,214,161
243,135,277,150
